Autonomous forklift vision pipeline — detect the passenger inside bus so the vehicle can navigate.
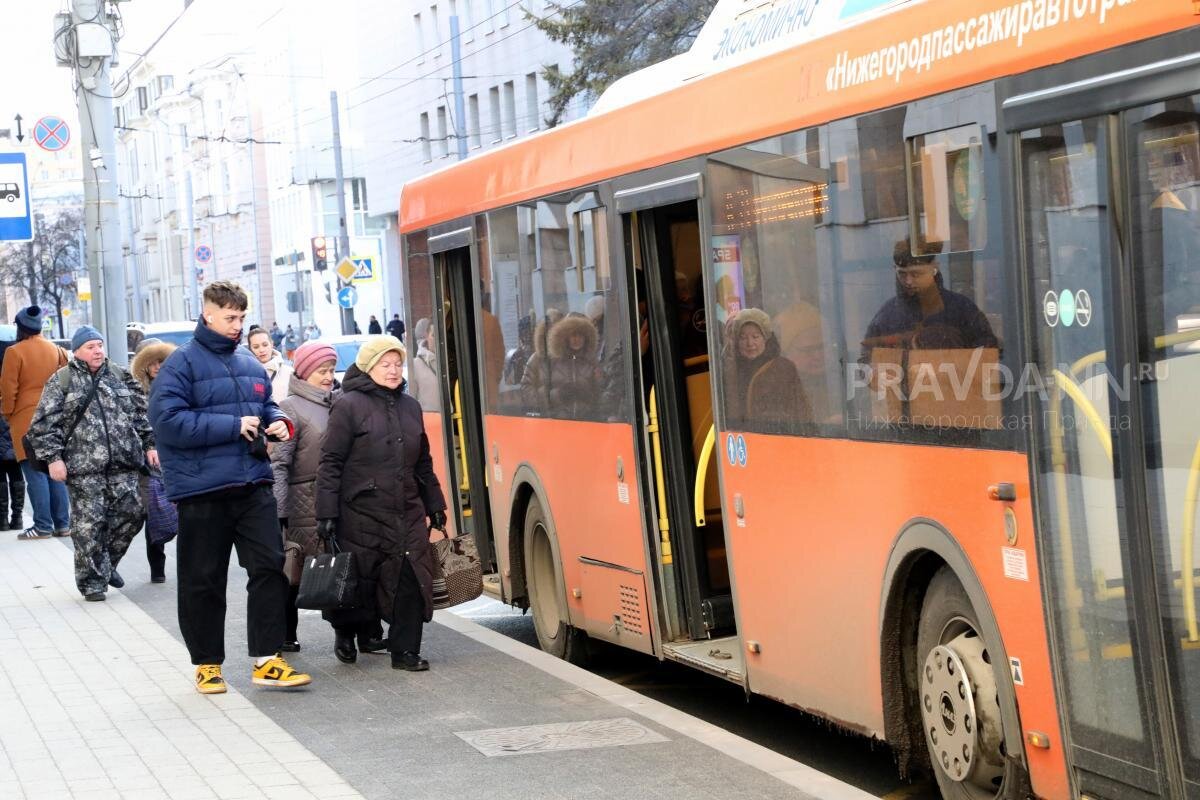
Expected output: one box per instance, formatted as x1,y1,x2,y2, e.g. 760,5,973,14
775,300,840,425
860,238,999,359
521,312,602,419
722,307,807,428
408,317,441,412
502,315,536,386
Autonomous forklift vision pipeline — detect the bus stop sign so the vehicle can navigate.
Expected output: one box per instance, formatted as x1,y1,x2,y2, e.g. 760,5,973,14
0,152,32,241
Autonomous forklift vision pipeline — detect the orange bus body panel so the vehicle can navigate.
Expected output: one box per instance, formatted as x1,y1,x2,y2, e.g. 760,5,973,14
400,0,1194,232
484,415,650,626
725,434,1067,799
423,411,458,539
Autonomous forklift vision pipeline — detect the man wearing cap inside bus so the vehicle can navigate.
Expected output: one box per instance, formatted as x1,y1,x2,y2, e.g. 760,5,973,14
860,237,998,362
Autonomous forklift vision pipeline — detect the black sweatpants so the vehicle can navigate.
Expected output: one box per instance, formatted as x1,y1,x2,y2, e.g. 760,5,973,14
146,535,166,580
389,558,424,655
176,485,288,664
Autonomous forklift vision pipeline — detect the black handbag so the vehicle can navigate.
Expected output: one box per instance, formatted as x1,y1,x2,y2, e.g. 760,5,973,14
295,536,359,610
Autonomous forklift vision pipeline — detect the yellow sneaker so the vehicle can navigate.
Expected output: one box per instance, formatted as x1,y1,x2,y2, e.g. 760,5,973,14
251,655,312,688
195,664,227,695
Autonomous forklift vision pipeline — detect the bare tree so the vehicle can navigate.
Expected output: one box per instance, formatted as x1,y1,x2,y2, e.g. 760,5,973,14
0,209,82,338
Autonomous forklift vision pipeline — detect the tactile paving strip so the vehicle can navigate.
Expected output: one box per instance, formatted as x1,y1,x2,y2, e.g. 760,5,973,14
455,717,668,757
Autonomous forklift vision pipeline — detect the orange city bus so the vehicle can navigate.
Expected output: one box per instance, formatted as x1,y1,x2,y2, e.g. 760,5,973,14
397,1,1200,797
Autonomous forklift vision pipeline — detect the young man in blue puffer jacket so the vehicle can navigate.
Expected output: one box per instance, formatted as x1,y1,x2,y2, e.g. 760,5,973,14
149,281,312,695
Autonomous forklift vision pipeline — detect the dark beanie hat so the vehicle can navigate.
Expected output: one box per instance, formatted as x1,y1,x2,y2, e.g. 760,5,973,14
15,305,43,334
71,325,104,351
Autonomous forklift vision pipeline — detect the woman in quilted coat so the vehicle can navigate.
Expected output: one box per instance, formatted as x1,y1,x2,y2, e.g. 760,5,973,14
316,336,447,671
131,339,176,582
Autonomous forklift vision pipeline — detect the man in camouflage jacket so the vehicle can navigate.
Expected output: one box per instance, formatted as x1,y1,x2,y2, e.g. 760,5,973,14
27,326,158,601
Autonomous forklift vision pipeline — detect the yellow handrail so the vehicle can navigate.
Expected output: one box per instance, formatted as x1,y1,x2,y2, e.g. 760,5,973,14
1182,437,1200,644
694,424,715,527
647,388,672,565
452,380,470,493
1069,328,1200,378
1051,369,1112,461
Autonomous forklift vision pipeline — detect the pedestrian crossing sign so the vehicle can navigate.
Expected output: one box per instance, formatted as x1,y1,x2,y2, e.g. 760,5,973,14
350,256,376,283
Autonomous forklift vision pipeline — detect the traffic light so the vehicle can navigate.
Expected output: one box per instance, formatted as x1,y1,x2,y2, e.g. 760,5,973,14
311,236,328,271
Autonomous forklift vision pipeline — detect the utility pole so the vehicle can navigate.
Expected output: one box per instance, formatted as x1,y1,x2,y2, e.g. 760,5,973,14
184,172,199,318
329,91,354,335
238,70,267,328
450,16,468,160
66,0,128,363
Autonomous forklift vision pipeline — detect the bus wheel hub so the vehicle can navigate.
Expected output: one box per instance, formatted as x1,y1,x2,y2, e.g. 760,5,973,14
922,643,980,783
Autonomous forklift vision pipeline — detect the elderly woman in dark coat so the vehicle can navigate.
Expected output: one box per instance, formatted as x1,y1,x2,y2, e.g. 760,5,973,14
315,335,447,671
131,338,176,583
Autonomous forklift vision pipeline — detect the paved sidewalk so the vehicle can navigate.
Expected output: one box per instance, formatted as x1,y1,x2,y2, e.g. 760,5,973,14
0,529,875,800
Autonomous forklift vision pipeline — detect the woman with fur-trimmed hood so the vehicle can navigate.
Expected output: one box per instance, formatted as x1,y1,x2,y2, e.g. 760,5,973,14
722,308,808,429
521,312,600,419
131,338,177,583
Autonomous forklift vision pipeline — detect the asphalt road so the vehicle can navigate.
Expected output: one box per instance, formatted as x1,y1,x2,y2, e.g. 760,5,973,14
450,596,940,800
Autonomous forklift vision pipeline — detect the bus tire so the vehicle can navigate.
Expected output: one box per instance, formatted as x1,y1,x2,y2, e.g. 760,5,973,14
916,567,1017,799
522,498,588,665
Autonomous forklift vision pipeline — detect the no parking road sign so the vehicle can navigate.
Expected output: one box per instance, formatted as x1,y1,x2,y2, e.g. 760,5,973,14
194,245,213,263
32,116,71,152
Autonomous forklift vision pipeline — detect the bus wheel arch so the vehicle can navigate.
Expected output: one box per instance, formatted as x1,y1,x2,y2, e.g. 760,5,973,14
507,467,588,664
879,519,1032,798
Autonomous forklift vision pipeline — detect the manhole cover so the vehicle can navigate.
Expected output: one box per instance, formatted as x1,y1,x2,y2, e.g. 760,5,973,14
455,717,667,757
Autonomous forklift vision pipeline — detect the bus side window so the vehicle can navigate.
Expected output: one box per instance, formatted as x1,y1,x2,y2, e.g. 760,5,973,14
707,127,845,437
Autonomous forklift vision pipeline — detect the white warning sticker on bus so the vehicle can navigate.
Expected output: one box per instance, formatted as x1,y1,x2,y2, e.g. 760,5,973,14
493,464,502,484
1009,657,1024,686
1002,547,1029,581
617,482,630,504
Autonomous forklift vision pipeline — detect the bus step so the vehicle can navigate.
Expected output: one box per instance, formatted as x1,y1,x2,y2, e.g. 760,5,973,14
663,636,744,683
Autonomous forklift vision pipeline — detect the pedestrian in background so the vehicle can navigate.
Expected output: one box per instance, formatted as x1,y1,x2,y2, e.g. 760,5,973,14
283,325,299,360
269,322,284,350
149,281,311,695
316,336,446,671
304,322,321,342
367,315,382,335
132,337,176,583
0,338,25,530
246,326,291,402
26,326,156,601
385,314,404,340
1,306,69,540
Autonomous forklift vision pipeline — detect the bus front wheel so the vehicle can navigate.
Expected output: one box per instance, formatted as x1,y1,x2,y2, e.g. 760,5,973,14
916,567,1014,799
522,498,587,664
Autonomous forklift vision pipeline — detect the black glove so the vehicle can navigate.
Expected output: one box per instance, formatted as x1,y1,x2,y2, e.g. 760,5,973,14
429,510,447,531
317,518,337,542
278,517,288,531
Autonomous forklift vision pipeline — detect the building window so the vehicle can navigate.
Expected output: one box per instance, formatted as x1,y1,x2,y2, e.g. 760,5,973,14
525,73,539,133
461,0,474,42
502,81,517,139
498,0,509,27
482,0,495,32
420,112,432,162
468,94,481,149
436,105,449,158
430,4,441,58
489,87,502,144
414,13,425,62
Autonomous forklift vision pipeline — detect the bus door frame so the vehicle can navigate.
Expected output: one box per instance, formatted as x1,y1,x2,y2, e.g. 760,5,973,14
613,160,725,643
1001,30,1200,800
428,220,497,572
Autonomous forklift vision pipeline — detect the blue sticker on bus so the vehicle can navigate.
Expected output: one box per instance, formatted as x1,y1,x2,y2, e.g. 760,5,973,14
726,433,737,466
736,435,748,467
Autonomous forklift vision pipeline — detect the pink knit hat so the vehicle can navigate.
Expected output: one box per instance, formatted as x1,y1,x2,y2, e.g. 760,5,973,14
292,341,337,380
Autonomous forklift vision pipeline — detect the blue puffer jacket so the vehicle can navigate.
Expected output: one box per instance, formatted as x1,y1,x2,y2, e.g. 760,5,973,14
149,319,292,501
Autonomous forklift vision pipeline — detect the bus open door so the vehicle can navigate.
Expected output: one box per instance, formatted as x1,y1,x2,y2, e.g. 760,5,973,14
617,168,742,682
428,226,497,576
